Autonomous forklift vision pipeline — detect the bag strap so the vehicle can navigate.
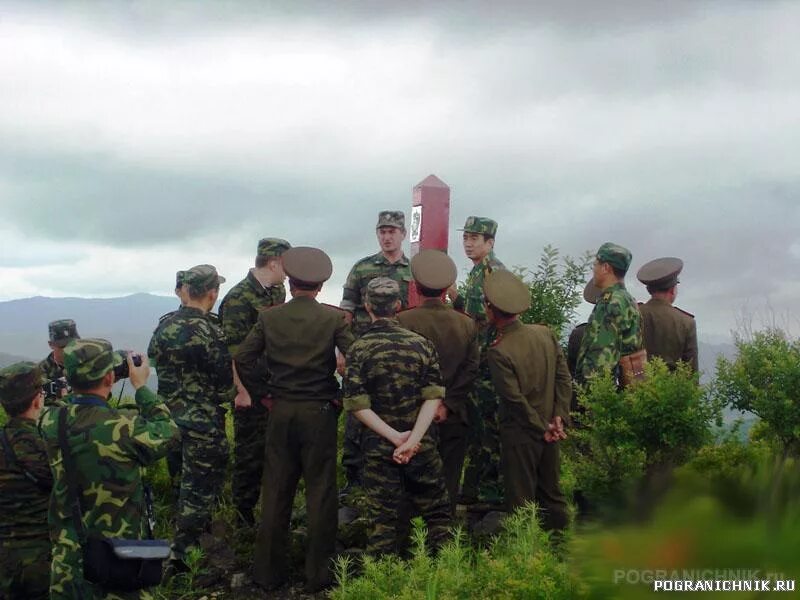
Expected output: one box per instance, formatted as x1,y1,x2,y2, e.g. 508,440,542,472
0,426,51,493
58,406,87,542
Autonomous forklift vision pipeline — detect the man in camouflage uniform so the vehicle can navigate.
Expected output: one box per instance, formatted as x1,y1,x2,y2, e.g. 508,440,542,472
147,265,233,571
340,211,412,494
397,250,479,514
236,247,353,592
219,237,290,526
450,216,506,504
576,242,643,383
39,339,178,599
484,271,571,535
39,319,80,407
636,257,698,373
0,362,52,599
343,277,450,556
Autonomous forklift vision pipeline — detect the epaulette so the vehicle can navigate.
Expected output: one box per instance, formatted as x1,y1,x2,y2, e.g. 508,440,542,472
321,303,348,314
673,306,695,318
256,303,280,313
396,305,416,315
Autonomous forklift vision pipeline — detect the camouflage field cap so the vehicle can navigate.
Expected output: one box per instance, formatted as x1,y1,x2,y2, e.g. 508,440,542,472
0,362,44,406
410,249,457,290
366,277,401,307
484,270,530,315
175,270,187,289
282,247,333,284
459,216,498,237
48,319,80,348
257,237,292,258
184,264,226,294
64,338,123,385
596,242,632,273
583,280,603,304
376,210,405,230
637,257,683,290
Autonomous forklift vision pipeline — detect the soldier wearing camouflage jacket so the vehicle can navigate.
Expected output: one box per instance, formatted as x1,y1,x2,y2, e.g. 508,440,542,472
39,319,81,407
40,339,178,600
0,362,52,600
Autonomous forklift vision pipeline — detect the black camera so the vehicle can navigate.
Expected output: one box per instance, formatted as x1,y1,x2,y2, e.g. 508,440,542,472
43,376,70,397
113,350,143,380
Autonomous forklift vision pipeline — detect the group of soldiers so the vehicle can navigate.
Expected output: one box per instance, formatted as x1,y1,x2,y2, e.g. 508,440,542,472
0,209,698,598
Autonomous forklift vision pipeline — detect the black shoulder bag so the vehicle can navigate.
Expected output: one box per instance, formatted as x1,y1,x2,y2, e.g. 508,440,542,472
57,406,170,591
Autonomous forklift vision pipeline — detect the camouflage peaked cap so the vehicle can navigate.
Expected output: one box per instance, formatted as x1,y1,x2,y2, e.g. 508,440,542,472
376,210,405,230
596,242,632,273
282,247,333,284
48,319,80,348
184,264,226,295
484,270,530,315
0,362,44,408
410,249,457,290
366,277,401,307
257,238,291,258
459,216,498,237
637,257,683,290
64,338,123,385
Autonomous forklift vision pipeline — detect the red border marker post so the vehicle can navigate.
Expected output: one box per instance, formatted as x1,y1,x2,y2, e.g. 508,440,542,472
408,174,450,308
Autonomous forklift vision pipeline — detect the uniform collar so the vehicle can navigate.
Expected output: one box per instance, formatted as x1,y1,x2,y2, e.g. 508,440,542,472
647,297,671,307
178,305,207,317
369,317,401,330
6,416,38,430
70,394,108,407
496,319,523,333
419,298,447,309
246,269,278,295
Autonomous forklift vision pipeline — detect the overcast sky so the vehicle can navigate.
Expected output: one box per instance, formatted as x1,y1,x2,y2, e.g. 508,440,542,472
1,1,798,341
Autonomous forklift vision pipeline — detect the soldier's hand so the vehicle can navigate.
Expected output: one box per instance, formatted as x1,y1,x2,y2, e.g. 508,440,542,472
335,350,346,377
433,404,449,423
128,353,150,390
343,311,354,326
234,388,252,410
392,440,421,464
544,416,567,443
392,429,412,447
446,284,458,302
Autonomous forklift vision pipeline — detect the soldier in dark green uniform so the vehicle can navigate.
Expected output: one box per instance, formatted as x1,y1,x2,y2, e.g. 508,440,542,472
576,242,644,384
397,249,479,513
39,319,80,407
235,247,354,593
450,216,506,505
148,265,233,572
636,257,698,373
344,277,450,557
484,271,571,535
219,237,291,526
0,362,51,600
39,339,179,599
340,210,412,495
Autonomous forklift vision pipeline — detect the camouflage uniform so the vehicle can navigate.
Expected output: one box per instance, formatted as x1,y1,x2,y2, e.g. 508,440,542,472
219,238,290,525
39,340,179,599
343,280,450,556
39,319,81,407
0,363,52,600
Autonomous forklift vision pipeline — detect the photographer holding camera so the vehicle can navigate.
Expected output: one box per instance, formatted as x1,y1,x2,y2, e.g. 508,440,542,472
39,319,81,407
39,339,179,599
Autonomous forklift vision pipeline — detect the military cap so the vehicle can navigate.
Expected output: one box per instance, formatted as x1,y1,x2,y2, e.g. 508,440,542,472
484,270,531,315
175,270,187,289
0,362,44,407
376,210,405,230
183,264,226,294
366,277,401,307
282,247,333,284
596,242,632,273
48,319,80,348
583,280,602,304
410,249,457,291
637,257,683,290
257,237,291,257
459,216,498,237
64,338,123,385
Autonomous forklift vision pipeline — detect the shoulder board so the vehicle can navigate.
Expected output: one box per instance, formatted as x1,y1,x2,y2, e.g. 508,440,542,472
256,303,280,313
396,306,417,315
490,332,504,348
321,303,348,314
673,306,695,318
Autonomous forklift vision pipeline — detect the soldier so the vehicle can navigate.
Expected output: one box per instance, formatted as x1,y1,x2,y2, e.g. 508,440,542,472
0,362,52,600
566,281,602,380
576,242,644,385
39,319,80,406
235,247,354,593
637,257,698,373
219,237,291,526
484,271,571,535
343,277,450,557
449,216,506,505
148,264,233,572
397,249,479,513
39,339,178,599
340,210,411,495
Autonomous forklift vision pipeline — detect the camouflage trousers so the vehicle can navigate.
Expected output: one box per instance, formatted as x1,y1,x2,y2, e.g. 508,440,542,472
0,537,50,600
172,427,228,561
362,444,451,557
461,372,503,504
231,404,269,525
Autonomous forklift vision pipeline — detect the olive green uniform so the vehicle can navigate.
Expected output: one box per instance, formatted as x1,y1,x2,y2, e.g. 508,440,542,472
639,298,698,372
487,320,571,532
397,299,479,511
235,295,354,591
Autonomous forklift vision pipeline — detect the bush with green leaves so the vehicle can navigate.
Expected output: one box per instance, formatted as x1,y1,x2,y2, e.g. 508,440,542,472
714,329,800,456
